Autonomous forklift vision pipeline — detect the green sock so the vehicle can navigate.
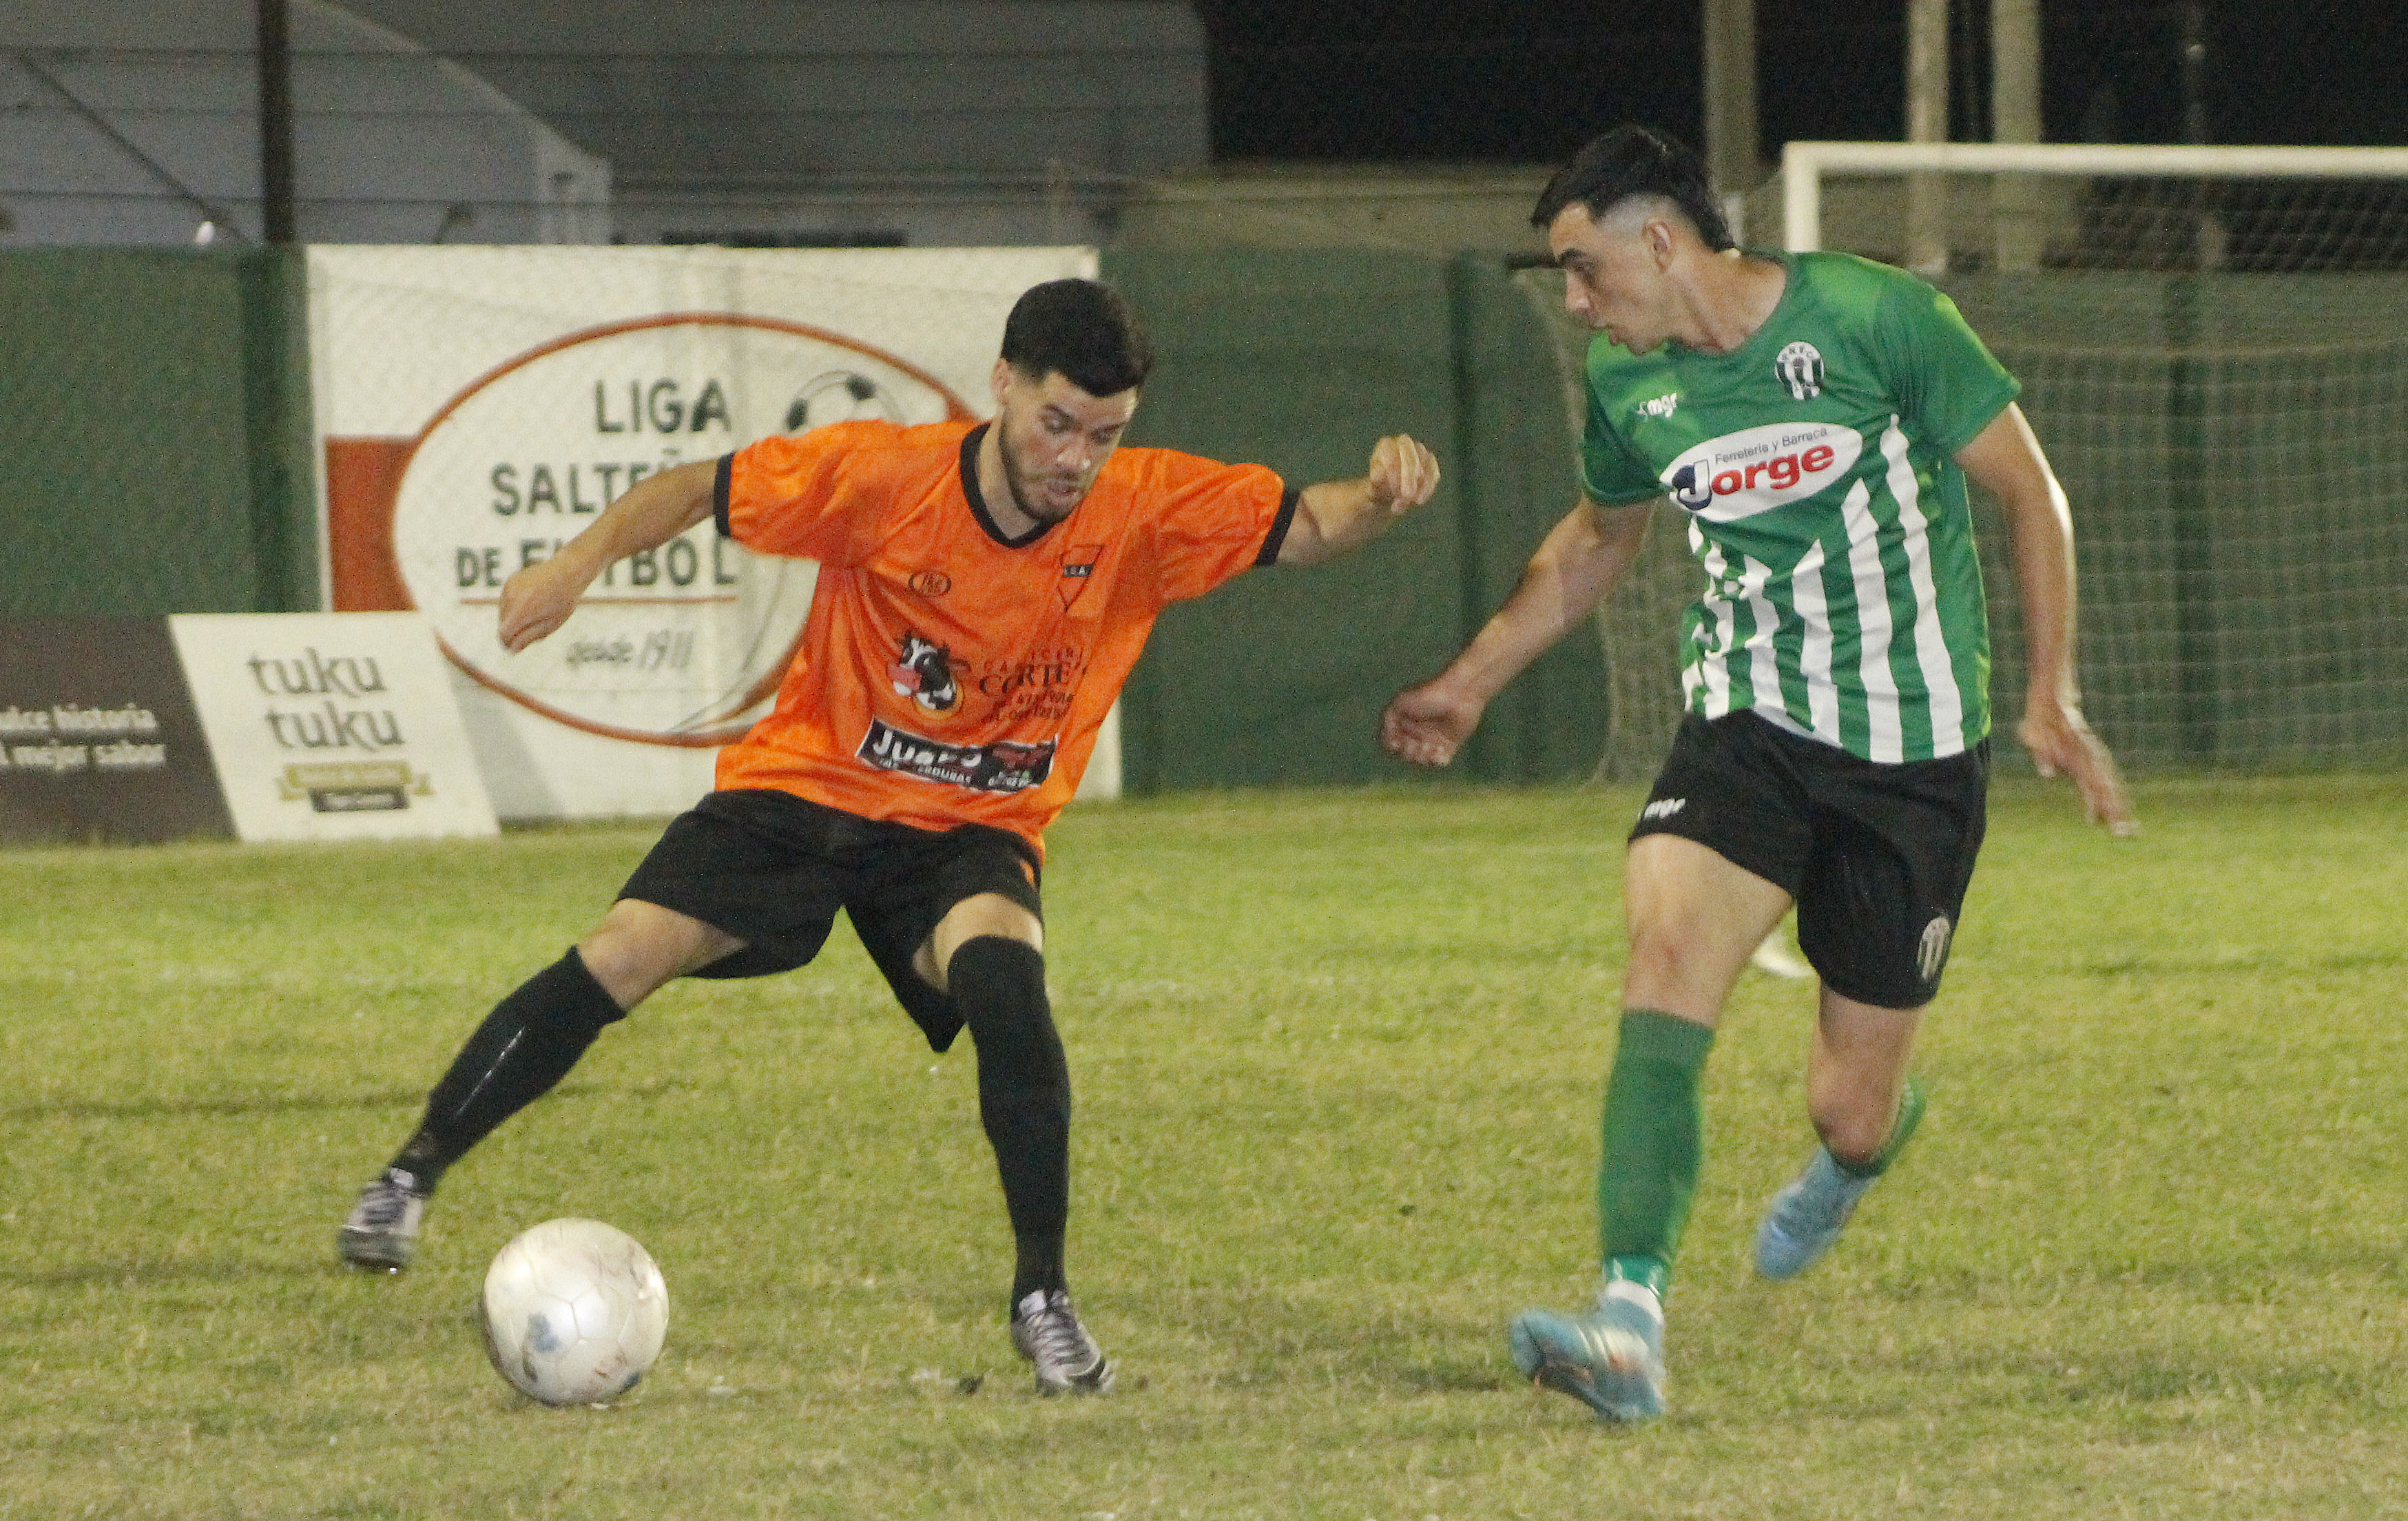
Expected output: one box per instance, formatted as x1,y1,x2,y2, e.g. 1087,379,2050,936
1597,1008,1715,1301
1834,1075,1927,1179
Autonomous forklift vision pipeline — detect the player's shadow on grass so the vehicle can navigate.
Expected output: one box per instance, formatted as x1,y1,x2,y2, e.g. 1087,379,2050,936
4,1077,689,1124
0,1257,330,1289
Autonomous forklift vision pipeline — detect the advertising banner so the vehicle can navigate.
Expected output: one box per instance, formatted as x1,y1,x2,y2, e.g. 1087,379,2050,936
0,617,233,847
307,246,1103,820
167,613,497,842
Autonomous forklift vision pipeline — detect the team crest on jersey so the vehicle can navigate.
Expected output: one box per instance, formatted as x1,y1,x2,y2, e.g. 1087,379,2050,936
889,632,959,713
1774,341,1826,401
1059,544,1104,610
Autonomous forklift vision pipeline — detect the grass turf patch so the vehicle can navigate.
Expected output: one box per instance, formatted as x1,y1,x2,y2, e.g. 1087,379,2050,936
2,776,2405,1518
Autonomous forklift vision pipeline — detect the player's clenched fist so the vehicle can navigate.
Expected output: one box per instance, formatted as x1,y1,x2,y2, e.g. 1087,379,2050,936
497,552,592,654
1367,434,1441,514
1380,677,1485,769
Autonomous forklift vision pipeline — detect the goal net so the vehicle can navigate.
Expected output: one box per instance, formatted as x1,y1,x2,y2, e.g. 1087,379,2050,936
1523,141,2408,777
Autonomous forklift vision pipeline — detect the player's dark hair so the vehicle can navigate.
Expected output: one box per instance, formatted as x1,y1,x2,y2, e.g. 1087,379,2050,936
1531,125,1736,252
999,278,1153,397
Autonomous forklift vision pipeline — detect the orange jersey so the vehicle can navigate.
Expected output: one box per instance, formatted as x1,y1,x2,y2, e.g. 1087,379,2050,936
712,420,1294,853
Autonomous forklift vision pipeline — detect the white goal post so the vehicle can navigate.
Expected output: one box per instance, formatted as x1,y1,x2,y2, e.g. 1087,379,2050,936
1780,140,2408,256
1745,139,2408,774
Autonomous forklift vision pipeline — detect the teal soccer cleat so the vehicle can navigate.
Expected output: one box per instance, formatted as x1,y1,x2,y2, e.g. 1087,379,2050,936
1754,1080,1924,1280
1507,1280,1665,1423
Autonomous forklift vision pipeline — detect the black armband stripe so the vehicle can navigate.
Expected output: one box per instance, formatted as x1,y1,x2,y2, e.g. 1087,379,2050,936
712,453,735,538
1256,482,1301,567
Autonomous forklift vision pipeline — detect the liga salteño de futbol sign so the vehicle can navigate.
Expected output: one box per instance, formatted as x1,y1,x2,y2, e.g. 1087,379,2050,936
308,247,1099,820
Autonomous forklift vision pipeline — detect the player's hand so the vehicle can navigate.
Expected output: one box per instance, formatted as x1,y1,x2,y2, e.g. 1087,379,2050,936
497,553,593,653
1365,434,1441,517
2017,687,2135,836
1380,677,1486,768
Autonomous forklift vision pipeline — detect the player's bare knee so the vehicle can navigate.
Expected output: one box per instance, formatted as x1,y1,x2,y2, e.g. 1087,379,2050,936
1808,1083,1897,1166
1622,930,1738,1013
578,900,738,1009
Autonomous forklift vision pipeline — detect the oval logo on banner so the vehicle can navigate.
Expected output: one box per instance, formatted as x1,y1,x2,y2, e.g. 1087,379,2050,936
388,315,973,746
1659,420,1862,523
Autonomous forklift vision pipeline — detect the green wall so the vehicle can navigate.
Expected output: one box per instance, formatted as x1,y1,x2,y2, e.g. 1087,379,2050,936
1101,249,1610,791
0,249,318,619
5,247,2398,786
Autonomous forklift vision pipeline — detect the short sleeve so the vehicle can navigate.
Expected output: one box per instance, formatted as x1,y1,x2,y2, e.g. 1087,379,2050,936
720,420,898,566
1131,449,1292,606
1871,278,2022,455
1579,344,1670,504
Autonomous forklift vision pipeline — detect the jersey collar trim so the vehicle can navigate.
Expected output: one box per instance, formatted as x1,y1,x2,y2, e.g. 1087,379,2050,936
959,422,1057,549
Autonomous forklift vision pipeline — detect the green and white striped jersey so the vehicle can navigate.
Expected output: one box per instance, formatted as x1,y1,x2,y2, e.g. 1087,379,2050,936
1580,250,2018,763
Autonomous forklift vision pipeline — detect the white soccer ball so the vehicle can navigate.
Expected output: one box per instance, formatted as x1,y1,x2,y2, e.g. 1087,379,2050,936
477,1218,669,1406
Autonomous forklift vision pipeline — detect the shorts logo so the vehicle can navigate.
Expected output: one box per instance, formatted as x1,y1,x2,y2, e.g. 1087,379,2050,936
889,632,959,713
1639,796,1686,822
1916,914,1953,983
907,570,953,597
1059,544,1104,610
858,719,1055,794
1775,341,1826,401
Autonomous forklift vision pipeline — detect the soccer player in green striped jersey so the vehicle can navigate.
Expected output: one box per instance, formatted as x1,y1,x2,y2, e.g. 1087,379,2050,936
1382,127,2132,1424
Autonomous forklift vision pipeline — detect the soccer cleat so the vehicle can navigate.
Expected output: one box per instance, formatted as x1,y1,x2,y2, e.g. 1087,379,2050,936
1752,1151,1874,1280
1754,1081,1924,1280
1009,1288,1114,1395
336,1167,429,1272
1508,1280,1665,1423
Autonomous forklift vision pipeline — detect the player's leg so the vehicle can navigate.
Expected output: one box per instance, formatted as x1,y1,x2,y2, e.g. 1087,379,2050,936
340,791,842,1272
1510,833,1792,1420
1752,740,1986,1280
922,891,1113,1394
336,902,742,1271
1752,989,1926,1279
1511,714,1811,1422
854,820,1110,1396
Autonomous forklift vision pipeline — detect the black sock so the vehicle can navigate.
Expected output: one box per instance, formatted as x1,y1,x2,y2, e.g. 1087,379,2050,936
948,935,1071,1307
390,949,626,1190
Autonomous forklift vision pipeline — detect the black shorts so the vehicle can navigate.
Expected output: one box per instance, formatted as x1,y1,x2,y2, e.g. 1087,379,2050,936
617,788,1043,1052
1630,712,1989,1009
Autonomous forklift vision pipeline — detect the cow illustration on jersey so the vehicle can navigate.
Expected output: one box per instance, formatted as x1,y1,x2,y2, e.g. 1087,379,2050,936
889,632,960,713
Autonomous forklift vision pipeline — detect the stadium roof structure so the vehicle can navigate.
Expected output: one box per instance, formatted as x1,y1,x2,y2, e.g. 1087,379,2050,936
0,0,608,246
328,0,1210,248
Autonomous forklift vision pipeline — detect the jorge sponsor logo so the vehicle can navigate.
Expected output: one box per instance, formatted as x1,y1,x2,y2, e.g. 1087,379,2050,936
857,719,1056,794
1661,420,1862,523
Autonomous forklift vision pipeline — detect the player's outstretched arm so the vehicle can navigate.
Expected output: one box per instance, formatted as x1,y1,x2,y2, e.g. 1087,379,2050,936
497,459,720,653
1380,497,1651,768
1954,404,2135,835
1274,434,1442,566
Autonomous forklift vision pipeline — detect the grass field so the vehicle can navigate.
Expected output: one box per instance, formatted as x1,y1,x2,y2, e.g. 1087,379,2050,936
5,774,2407,1519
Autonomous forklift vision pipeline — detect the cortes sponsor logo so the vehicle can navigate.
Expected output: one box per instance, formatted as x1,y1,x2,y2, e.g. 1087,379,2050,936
1661,420,1862,523
856,719,1055,794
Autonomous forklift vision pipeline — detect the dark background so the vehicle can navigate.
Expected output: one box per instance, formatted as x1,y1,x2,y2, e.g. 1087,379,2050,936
1194,0,2405,165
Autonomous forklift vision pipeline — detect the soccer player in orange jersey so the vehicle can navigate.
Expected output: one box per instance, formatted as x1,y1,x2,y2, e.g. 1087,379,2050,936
338,279,1441,1394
